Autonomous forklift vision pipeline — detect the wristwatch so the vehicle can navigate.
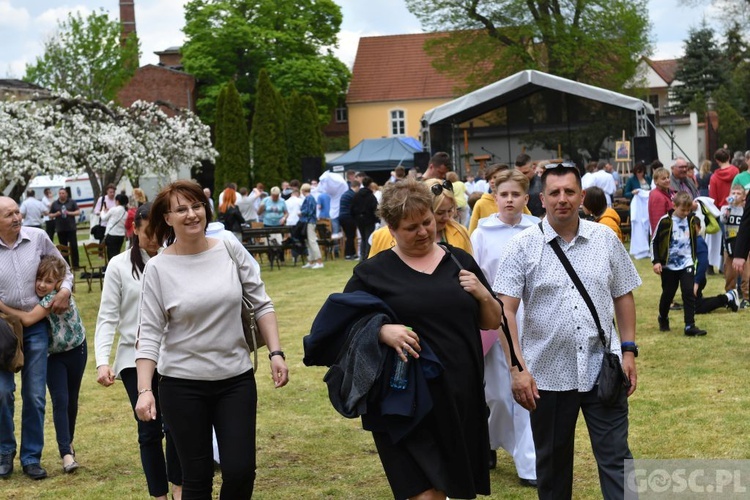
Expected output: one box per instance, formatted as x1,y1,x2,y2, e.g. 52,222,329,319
621,343,639,357
268,350,286,360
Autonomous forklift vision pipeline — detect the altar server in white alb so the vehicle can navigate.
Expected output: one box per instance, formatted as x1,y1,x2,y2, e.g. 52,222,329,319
470,168,538,488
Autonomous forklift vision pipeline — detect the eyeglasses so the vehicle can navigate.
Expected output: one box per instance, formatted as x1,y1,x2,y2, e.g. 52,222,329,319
167,202,206,216
430,180,453,196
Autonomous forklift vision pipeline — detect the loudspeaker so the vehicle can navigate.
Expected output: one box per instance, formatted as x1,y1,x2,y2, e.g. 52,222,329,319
745,128,750,150
301,157,322,182
413,152,430,171
634,136,657,165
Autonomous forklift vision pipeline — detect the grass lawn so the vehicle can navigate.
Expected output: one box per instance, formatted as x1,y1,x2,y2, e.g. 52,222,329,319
4,247,750,499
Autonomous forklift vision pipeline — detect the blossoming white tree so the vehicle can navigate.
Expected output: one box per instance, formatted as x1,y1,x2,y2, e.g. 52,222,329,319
0,96,217,200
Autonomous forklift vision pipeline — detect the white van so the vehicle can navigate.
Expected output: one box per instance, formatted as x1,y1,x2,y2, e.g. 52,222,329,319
26,174,95,224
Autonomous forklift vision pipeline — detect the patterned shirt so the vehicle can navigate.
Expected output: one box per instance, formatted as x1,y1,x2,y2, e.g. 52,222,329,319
494,218,642,392
666,215,693,271
0,227,73,311
41,291,85,354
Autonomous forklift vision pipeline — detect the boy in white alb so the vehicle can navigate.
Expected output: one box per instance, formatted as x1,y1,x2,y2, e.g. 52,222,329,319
470,169,539,487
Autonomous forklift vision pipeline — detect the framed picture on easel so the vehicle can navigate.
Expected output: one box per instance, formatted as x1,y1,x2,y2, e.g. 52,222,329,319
615,141,631,162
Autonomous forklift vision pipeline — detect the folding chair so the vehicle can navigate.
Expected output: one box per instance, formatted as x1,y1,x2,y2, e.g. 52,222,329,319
316,219,337,260
83,242,108,291
56,244,85,292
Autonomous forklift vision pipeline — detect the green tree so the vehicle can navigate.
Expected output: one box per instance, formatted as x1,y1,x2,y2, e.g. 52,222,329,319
181,0,350,127
24,10,139,102
286,93,325,181
404,0,652,92
252,70,288,187
672,23,727,114
215,81,250,190
213,84,228,191
715,86,749,151
285,92,305,181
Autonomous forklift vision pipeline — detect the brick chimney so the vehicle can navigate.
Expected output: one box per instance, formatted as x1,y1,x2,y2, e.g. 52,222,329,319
120,0,136,43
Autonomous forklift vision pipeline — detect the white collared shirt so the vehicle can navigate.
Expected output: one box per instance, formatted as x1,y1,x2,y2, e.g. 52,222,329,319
494,217,641,392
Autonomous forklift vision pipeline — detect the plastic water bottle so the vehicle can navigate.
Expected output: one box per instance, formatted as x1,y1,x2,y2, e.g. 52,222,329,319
61,206,68,219
390,327,412,390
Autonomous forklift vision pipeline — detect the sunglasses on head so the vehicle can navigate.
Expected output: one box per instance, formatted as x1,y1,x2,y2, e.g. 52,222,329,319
544,161,578,170
430,180,453,196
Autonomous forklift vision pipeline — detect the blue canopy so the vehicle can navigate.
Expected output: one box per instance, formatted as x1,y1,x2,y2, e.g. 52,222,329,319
328,137,423,171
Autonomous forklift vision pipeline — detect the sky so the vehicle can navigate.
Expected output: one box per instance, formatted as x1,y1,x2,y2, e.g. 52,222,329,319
0,0,718,79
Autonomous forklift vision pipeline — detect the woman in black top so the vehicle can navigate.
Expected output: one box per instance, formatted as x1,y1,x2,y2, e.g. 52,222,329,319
343,180,501,499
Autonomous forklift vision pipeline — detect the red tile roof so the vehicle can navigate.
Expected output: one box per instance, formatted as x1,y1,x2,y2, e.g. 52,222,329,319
347,33,464,104
644,57,680,85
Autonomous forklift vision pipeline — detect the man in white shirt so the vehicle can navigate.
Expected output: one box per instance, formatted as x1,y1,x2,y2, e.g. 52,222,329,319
581,160,616,206
495,164,641,499
20,190,47,229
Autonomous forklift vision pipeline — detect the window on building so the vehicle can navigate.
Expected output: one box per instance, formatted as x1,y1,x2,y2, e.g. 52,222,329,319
390,109,405,136
648,94,659,112
335,107,348,123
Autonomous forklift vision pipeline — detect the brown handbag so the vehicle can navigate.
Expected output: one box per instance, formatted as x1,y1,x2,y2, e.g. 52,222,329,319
0,313,24,373
222,240,266,368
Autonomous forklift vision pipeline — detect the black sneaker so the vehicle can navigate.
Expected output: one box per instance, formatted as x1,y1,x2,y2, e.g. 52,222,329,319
726,290,739,312
669,302,683,311
684,325,707,336
658,316,670,332
0,452,14,478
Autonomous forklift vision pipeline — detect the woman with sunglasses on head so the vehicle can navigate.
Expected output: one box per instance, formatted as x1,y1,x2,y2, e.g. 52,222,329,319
334,179,502,499
134,180,288,499
94,202,182,500
369,178,472,258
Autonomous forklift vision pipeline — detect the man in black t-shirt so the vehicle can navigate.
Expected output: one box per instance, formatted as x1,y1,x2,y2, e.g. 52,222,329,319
49,188,81,268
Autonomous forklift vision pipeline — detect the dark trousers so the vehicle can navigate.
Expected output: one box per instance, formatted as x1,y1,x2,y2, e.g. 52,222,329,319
46,339,87,458
159,369,257,500
340,216,357,257
57,230,79,268
45,220,56,241
105,235,125,261
356,222,375,260
530,388,631,500
695,278,730,314
121,368,182,497
658,266,695,326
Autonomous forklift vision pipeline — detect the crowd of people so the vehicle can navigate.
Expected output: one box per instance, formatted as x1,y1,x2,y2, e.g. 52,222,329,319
1,145,748,499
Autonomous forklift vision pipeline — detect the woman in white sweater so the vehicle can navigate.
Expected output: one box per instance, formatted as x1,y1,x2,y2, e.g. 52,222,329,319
100,193,129,260
135,181,288,499
94,203,182,500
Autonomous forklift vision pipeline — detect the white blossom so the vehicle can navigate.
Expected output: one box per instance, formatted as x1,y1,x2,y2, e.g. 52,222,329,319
0,96,217,197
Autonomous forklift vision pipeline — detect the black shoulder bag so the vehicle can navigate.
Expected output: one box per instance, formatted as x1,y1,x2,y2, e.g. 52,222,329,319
538,223,630,406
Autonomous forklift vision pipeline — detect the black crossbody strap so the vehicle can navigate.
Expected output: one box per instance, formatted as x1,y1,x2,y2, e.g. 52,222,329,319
437,242,523,371
538,222,609,349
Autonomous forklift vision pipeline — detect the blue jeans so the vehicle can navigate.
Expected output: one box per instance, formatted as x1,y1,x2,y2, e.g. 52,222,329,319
47,339,87,458
0,321,48,466
331,217,341,256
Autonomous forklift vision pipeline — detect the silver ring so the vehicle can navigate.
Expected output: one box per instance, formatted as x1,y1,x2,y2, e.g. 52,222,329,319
403,342,409,349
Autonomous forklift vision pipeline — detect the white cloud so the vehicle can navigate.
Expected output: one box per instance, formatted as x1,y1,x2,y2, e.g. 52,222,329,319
0,1,30,28
134,0,189,65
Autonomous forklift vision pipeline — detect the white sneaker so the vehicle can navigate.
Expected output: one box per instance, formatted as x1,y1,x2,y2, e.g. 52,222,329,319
301,263,312,269
727,289,739,312
312,262,324,269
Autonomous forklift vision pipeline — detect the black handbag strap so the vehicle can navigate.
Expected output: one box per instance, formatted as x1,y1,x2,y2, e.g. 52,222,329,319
437,242,523,371
538,222,609,350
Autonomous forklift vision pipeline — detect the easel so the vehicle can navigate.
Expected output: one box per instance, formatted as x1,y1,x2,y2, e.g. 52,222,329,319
615,130,632,177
